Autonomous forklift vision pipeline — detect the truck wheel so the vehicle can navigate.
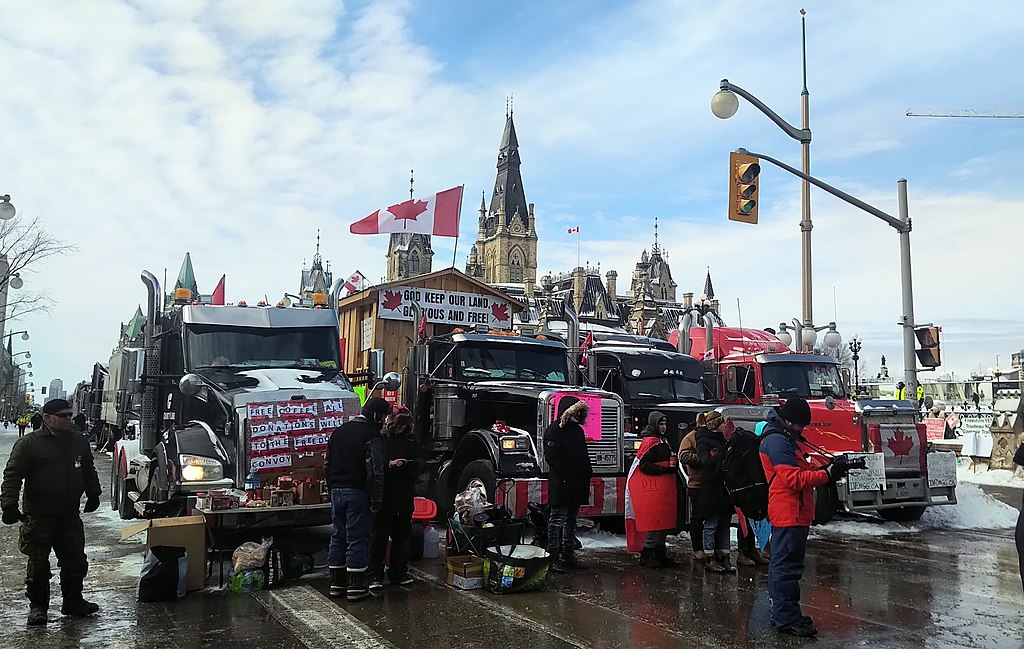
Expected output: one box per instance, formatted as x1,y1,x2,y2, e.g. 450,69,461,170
109,461,119,511
813,483,838,525
878,506,927,522
457,460,496,504
117,472,137,520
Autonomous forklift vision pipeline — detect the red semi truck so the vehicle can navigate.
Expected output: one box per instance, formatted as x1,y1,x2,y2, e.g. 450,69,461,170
671,325,957,522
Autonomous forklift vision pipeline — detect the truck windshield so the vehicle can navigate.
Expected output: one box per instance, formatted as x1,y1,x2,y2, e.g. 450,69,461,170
626,376,704,402
187,325,341,371
458,345,568,383
761,362,846,399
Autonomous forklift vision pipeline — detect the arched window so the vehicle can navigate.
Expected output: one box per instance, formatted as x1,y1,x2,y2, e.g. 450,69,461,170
409,251,421,275
509,249,524,283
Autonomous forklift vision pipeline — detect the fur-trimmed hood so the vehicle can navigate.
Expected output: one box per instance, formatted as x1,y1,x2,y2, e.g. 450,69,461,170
559,399,590,427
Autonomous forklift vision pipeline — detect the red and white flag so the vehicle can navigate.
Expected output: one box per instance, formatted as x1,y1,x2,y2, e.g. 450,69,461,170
350,186,463,237
211,274,225,306
343,270,367,293
567,226,580,234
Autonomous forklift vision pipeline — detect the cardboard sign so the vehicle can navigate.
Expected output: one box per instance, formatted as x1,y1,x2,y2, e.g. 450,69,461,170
846,452,886,492
551,392,604,441
924,418,946,441
377,286,512,328
625,469,677,532
927,451,957,488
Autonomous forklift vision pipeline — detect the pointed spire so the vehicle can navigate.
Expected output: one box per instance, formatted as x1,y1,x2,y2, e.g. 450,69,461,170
410,169,414,200
703,267,715,300
480,191,486,211
653,217,659,253
174,252,199,295
313,229,322,265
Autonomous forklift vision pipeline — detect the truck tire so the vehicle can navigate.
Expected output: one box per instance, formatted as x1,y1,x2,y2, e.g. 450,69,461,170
457,460,497,505
109,461,119,511
878,506,927,522
813,483,839,525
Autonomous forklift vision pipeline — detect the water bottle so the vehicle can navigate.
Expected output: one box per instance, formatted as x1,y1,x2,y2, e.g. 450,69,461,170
422,524,440,559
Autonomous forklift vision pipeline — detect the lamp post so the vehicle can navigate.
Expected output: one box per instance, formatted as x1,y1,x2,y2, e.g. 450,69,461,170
849,335,862,395
712,11,814,348
0,195,16,221
775,319,840,352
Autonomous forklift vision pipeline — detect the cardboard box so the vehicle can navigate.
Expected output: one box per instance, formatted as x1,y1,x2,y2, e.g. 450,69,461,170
121,515,207,592
290,453,326,482
446,555,484,590
295,479,320,505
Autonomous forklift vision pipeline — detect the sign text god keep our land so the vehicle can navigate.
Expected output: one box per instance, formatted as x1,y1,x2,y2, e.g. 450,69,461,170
377,286,512,328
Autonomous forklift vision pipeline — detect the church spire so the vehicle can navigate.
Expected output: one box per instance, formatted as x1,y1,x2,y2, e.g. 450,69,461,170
652,217,659,253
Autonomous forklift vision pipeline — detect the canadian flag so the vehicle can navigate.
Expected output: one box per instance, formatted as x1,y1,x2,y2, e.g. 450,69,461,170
567,226,580,234
350,186,463,237
343,270,367,294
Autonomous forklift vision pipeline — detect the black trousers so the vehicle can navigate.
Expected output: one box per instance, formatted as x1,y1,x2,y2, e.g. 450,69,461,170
369,493,414,581
19,513,89,607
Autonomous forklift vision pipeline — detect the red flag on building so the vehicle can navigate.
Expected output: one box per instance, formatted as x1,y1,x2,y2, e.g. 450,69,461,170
350,186,463,237
567,226,580,234
343,270,367,294
212,275,225,305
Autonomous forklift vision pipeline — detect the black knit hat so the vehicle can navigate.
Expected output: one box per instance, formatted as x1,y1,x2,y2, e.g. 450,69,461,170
42,398,72,415
361,397,392,425
778,396,812,427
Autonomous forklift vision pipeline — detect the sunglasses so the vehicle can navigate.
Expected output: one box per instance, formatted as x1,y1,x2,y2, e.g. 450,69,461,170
48,412,74,419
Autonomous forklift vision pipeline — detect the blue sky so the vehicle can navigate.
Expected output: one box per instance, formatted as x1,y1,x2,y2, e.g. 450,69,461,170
0,0,1021,400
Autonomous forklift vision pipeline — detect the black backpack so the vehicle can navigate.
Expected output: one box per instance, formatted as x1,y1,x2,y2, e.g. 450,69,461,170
721,428,769,520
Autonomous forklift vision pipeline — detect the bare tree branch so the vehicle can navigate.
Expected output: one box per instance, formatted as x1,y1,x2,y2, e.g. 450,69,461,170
0,215,75,330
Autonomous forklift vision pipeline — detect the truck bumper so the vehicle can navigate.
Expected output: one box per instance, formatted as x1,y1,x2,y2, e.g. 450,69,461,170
838,476,957,511
496,476,626,518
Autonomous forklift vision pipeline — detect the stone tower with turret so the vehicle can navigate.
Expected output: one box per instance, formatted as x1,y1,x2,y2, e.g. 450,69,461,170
465,109,538,286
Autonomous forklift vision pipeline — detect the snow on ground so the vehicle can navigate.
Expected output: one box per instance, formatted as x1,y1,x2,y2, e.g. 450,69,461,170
956,462,1024,488
576,529,628,549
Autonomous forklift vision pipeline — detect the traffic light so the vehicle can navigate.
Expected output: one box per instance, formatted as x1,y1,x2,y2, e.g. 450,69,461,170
915,325,941,368
728,151,760,224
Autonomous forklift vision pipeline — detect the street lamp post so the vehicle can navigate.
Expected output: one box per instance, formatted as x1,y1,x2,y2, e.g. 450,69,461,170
849,335,862,395
776,319,841,352
712,12,814,348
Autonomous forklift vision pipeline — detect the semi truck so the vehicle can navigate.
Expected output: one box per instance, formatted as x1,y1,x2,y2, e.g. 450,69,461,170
110,272,362,525
403,306,627,519
672,324,957,522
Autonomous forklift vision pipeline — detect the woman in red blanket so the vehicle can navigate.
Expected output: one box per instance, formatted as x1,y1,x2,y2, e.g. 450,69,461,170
626,411,680,568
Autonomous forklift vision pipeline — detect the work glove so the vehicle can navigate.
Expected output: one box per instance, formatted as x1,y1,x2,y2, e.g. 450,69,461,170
2,508,22,525
825,456,853,481
83,495,100,513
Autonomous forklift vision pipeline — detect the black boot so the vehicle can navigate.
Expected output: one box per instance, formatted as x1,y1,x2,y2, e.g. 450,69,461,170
639,548,663,569
346,567,370,602
654,545,677,567
560,551,586,570
329,566,348,598
547,552,567,574
27,606,47,626
60,577,99,617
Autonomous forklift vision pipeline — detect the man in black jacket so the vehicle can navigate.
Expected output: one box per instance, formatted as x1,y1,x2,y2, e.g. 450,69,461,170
326,397,390,601
543,397,593,573
1,398,102,625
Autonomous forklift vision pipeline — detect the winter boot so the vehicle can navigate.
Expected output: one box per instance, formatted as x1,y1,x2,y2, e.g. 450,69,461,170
368,576,384,597
548,555,567,574
714,551,736,573
60,578,99,617
654,545,677,568
736,551,756,567
346,567,370,602
329,566,348,597
27,606,47,626
561,551,587,570
754,549,770,566
692,549,705,561
704,555,727,573
639,548,663,569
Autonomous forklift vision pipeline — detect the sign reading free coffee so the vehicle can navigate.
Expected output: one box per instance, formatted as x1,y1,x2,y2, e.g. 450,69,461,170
378,286,512,328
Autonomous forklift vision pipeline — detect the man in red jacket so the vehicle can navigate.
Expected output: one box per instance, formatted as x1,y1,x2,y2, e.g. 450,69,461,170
759,396,847,638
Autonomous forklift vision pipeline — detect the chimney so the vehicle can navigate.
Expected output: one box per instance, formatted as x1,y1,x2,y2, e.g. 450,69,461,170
683,292,693,309
527,203,535,234
573,267,585,313
606,270,617,299
524,278,534,298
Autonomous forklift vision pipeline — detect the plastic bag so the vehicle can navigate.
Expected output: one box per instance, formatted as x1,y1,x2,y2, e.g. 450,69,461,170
138,545,188,602
232,537,273,573
454,488,489,524
227,568,265,594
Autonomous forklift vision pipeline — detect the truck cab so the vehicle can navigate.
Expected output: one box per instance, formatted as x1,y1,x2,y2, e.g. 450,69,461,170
404,330,626,518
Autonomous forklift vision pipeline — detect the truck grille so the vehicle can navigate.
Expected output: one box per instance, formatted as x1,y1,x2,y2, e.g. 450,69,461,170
590,398,623,474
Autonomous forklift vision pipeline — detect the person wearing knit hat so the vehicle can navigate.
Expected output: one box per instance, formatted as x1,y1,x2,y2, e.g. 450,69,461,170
758,395,830,638
695,410,736,574
1,398,102,624
368,406,421,594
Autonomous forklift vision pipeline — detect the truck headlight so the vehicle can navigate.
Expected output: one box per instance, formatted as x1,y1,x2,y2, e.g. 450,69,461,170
499,435,530,453
179,454,224,482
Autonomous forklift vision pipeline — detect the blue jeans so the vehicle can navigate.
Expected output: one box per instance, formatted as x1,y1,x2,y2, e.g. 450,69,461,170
768,526,810,628
328,488,373,569
702,513,731,552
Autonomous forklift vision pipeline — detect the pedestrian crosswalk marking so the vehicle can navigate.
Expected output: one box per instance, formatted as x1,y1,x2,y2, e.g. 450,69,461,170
255,584,396,649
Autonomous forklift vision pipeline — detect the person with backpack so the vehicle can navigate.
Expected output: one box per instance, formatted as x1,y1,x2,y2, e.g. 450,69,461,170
627,411,679,568
695,410,735,573
677,419,706,562
759,396,850,638
720,425,770,568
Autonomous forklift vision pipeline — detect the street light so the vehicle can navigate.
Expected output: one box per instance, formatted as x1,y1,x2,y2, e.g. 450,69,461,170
776,319,840,352
0,195,15,221
6,330,29,341
849,335,863,395
713,11,815,348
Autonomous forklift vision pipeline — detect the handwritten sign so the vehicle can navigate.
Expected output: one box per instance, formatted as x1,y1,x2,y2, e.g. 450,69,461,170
246,397,360,473
927,451,957,488
924,418,945,441
847,452,885,492
377,285,512,328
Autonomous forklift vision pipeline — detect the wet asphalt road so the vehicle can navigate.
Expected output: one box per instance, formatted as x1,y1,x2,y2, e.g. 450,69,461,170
0,427,1022,649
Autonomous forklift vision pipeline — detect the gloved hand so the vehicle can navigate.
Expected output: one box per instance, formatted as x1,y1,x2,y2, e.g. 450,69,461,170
83,495,100,513
825,456,853,481
2,508,22,524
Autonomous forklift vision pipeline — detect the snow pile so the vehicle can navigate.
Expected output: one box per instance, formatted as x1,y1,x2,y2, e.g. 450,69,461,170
577,529,627,549
956,464,1024,489
919,482,1018,530
814,520,909,537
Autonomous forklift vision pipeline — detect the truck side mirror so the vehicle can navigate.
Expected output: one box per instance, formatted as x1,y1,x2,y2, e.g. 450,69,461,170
824,395,836,410
369,348,385,384
379,371,401,392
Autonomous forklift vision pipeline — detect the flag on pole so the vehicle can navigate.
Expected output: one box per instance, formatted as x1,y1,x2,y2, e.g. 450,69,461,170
211,275,225,305
350,186,463,237
579,331,594,366
417,313,428,341
567,226,580,234
343,270,368,294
